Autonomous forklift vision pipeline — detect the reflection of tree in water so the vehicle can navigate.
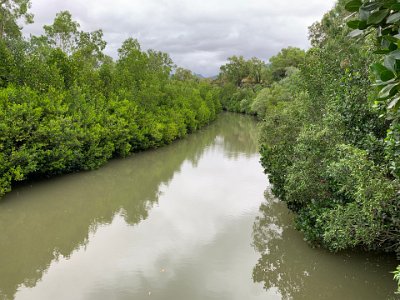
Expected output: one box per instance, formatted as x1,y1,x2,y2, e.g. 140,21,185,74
252,190,399,300
0,113,259,300
213,113,259,158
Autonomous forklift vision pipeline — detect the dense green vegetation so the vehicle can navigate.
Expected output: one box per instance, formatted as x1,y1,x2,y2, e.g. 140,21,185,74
0,6,221,198
216,47,305,115
2,0,399,293
218,0,400,292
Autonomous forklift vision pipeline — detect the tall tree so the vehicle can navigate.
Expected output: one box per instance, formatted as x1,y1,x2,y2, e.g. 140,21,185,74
0,0,33,39
268,47,306,81
43,10,79,54
219,56,251,86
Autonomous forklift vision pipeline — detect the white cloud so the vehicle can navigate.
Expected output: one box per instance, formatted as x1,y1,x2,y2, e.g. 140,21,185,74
24,0,336,76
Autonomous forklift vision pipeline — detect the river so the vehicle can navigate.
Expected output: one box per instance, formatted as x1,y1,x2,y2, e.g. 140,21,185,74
0,113,398,300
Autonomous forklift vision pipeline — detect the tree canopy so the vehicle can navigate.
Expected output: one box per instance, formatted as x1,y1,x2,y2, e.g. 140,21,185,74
0,0,33,39
0,10,221,198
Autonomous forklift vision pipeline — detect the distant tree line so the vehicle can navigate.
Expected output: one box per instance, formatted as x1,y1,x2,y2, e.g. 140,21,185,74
216,47,305,114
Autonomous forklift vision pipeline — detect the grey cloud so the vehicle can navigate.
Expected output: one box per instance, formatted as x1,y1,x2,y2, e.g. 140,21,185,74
24,0,336,76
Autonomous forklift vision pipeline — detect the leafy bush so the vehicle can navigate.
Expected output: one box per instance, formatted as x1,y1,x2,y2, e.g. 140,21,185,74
0,12,221,198
256,0,400,290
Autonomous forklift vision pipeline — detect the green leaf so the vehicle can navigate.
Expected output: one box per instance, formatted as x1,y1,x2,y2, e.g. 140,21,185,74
390,50,400,59
373,49,391,54
391,3,400,10
374,78,396,86
345,0,362,12
371,63,395,81
347,20,361,29
359,7,371,21
367,9,389,24
358,20,368,30
383,35,399,43
388,96,400,109
389,42,398,51
362,1,382,11
348,29,364,37
378,82,398,98
384,55,396,72
347,20,367,30
381,27,394,35
381,1,396,9
387,12,400,23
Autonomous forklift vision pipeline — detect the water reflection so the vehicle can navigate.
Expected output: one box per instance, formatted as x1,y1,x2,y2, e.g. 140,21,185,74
252,190,399,300
2,112,396,300
0,113,261,300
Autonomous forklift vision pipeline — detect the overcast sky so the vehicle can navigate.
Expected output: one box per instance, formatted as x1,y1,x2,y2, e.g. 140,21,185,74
24,0,336,76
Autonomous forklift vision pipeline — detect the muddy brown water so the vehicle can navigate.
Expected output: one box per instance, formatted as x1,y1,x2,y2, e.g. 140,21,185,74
0,113,398,300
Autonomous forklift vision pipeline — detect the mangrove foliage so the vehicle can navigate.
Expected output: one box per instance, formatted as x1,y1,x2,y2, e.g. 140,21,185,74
0,6,221,198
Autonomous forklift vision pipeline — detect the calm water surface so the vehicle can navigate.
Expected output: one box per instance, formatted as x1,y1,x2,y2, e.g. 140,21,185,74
0,113,398,300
